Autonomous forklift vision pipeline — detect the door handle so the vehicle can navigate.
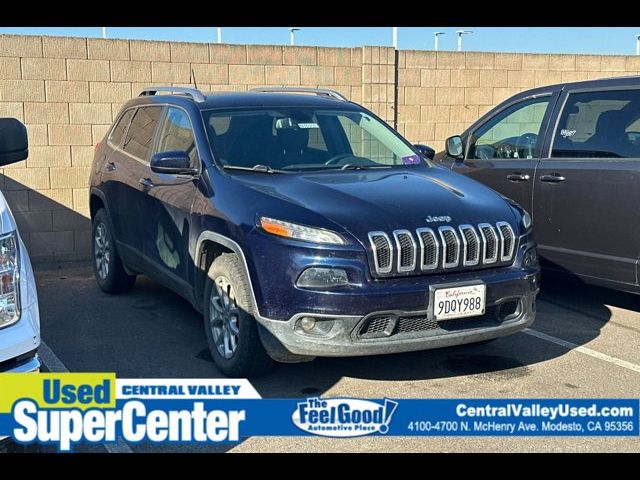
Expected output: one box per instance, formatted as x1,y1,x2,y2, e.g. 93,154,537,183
506,173,530,182
539,173,566,183
105,161,117,172
138,177,155,189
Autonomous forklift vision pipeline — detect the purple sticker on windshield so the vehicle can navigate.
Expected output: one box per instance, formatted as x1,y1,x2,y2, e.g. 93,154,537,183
402,154,421,165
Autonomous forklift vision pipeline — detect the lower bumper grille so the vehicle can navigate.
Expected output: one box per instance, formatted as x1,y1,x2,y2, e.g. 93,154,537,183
357,299,521,340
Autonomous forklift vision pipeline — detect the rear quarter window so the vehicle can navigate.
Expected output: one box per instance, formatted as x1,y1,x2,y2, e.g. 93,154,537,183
108,109,134,147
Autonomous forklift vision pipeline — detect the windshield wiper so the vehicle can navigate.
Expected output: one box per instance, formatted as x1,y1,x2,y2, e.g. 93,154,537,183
339,164,390,170
222,165,284,173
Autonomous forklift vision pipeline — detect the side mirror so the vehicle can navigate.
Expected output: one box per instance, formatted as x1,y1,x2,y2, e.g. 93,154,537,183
413,144,435,160
0,118,28,166
150,151,197,175
445,135,464,160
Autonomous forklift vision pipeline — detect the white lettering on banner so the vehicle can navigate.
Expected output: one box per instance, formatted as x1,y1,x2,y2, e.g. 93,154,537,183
12,399,246,452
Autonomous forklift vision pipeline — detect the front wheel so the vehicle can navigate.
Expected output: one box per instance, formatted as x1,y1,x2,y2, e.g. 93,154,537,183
91,208,136,293
204,253,274,377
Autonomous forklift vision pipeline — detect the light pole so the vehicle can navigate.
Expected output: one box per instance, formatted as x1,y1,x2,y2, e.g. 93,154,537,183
289,28,301,46
636,34,640,55
217,27,222,44
102,27,107,39
456,30,474,52
392,27,398,50
433,32,445,51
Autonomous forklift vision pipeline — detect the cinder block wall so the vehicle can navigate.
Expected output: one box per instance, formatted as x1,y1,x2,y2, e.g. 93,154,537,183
397,50,640,147
1,33,639,263
0,35,363,263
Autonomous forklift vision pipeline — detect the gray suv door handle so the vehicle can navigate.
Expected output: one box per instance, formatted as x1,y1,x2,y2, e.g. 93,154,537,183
506,173,530,182
139,177,155,189
540,174,566,183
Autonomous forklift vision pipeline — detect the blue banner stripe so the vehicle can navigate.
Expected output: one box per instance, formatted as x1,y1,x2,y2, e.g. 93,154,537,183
2,398,638,450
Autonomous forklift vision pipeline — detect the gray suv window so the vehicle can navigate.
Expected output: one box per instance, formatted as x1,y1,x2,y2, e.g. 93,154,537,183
552,89,640,158
123,106,163,161
468,98,550,160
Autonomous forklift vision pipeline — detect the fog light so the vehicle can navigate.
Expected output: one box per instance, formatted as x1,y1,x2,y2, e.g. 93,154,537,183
294,317,335,337
299,316,316,332
523,247,538,268
296,267,349,288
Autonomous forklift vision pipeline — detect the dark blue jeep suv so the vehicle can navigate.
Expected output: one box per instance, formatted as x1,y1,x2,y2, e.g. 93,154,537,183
89,86,539,377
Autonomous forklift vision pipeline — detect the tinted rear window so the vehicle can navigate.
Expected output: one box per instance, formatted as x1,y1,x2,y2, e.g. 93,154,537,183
552,89,640,158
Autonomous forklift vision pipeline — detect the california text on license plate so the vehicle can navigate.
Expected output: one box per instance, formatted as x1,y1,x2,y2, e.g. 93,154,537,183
433,284,486,321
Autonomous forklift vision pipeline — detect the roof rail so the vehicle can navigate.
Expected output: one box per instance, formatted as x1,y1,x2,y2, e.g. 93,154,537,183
139,86,206,103
251,87,348,102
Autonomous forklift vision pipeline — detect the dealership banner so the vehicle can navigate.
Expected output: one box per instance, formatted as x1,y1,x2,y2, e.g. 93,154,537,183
0,374,637,451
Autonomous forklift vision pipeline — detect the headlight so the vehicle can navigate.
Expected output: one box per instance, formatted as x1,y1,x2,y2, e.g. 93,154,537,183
259,217,346,245
521,210,532,231
297,267,349,288
0,232,20,328
501,195,533,233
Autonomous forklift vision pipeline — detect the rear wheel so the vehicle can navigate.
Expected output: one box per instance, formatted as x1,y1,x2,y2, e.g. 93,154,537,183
204,253,273,377
92,208,136,293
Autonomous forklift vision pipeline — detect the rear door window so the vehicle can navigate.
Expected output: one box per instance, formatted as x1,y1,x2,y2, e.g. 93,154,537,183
552,89,640,158
123,106,164,161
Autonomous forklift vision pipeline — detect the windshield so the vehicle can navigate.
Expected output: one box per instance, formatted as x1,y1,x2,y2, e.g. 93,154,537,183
202,107,424,172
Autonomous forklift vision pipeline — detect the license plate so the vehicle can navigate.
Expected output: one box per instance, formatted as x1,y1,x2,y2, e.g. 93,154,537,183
433,284,486,321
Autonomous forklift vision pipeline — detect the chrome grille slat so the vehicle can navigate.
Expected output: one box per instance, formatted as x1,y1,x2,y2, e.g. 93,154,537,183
478,223,499,265
393,230,417,272
368,231,393,274
459,224,480,266
368,221,516,276
416,228,438,270
497,221,515,262
438,226,460,268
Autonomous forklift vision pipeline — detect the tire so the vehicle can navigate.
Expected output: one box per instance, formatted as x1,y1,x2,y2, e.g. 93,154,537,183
204,253,274,377
91,208,136,294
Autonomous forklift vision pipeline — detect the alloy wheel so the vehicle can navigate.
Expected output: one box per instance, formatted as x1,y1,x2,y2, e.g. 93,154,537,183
209,275,240,359
94,222,111,280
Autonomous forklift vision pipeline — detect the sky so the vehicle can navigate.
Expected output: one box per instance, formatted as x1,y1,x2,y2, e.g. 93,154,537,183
1,27,640,55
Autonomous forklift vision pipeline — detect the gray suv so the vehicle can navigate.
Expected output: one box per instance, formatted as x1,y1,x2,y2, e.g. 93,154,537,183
438,76,640,294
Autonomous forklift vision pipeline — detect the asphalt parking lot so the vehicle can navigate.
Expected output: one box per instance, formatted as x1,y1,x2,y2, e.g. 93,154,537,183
35,263,640,453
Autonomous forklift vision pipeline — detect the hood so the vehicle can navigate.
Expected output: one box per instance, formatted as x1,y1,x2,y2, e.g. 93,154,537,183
231,166,519,241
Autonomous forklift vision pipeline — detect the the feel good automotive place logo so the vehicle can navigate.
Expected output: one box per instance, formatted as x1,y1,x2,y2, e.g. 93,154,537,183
292,397,399,437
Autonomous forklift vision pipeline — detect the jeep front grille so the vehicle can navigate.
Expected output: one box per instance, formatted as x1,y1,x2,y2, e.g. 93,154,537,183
368,222,516,277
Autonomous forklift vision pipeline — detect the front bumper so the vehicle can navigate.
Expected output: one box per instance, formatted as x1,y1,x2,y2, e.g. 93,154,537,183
257,270,539,357
0,349,40,372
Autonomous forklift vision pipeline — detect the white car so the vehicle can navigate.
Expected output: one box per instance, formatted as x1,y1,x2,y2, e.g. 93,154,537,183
0,118,40,373
0,118,40,452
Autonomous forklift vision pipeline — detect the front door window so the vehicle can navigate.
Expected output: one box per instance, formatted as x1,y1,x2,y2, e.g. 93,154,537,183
468,98,551,160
